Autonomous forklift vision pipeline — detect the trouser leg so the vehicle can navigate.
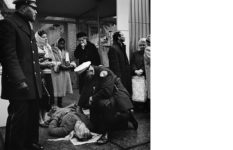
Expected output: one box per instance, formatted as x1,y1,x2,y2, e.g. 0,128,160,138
5,101,31,150
57,97,62,107
5,103,12,150
90,101,119,134
27,100,39,144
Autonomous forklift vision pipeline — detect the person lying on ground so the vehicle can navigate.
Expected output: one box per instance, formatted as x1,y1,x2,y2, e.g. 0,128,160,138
47,103,93,140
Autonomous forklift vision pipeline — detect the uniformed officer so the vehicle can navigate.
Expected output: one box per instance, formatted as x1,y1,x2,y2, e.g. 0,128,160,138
0,0,44,149
75,62,138,145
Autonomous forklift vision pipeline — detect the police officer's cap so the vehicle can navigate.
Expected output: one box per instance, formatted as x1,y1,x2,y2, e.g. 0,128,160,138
74,61,91,74
13,0,37,8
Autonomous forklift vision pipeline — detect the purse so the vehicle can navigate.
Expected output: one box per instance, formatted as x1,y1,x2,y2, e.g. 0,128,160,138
132,76,147,102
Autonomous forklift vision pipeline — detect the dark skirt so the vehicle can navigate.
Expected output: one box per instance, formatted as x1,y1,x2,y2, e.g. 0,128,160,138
40,73,54,111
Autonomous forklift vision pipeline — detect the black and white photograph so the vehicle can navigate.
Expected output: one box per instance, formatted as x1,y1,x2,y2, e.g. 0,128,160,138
2,0,233,150
0,0,151,149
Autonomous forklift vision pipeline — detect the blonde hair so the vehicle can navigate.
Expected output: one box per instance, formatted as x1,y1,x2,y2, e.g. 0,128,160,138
137,38,147,51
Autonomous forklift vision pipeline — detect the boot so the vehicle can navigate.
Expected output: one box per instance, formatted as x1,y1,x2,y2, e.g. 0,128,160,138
96,132,108,145
128,110,138,130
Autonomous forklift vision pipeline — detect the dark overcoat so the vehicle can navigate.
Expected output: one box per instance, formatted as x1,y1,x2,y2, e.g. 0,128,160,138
130,50,145,76
74,41,100,92
74,41,100,66
0,13,42,100
108,42,132,94
78,66,133,111
78,66,133,133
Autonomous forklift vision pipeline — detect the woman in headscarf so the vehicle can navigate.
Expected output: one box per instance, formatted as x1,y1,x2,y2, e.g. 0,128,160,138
35,30,55,127
51,38,76,107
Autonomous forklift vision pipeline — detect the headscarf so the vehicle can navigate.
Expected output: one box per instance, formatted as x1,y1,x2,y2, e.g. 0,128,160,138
52,37,66,62
35,31,54,60
35,31,47,48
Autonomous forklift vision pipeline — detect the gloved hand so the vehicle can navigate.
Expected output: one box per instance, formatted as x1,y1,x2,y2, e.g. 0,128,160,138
135,69,143,76
70,61,77,68
16,81,29,93
59,64,70,70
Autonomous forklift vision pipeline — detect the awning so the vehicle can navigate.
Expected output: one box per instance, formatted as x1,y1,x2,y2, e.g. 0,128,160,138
37,0,116,19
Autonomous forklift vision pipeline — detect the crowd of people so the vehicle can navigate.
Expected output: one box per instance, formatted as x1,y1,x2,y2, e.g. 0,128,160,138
0,0,151,150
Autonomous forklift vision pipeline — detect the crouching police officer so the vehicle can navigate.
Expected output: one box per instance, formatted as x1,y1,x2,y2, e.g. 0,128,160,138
76,62,138,145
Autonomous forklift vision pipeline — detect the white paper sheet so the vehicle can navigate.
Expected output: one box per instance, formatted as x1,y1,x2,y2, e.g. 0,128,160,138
48,131,102,146
70,132,102,146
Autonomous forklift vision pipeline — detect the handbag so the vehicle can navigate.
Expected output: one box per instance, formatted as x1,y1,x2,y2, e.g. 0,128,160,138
132,76,147,102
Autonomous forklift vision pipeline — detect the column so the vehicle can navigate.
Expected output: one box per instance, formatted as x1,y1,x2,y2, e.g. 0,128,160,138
116,0,130,58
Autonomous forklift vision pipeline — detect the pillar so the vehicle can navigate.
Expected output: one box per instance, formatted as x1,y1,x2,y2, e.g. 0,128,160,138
116,0,130,58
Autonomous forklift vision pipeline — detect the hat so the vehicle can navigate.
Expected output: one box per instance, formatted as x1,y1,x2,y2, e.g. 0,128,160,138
76,32,87,39
74,61,91,74
13,0,37,8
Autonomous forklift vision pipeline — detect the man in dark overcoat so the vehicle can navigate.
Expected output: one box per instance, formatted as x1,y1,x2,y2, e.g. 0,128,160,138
0,0,44,149
76,62,138,145
108,31,132,95
74,32,101,93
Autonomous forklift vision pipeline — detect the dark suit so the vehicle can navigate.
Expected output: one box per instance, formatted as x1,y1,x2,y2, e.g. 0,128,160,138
0,12,42,150
74,41,100,93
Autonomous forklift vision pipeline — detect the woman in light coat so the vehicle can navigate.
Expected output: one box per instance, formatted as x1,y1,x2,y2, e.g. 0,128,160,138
51,38,76,107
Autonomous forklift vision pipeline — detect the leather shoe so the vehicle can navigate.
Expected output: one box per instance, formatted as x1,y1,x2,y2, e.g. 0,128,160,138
30,143,44,150
96,133,108,145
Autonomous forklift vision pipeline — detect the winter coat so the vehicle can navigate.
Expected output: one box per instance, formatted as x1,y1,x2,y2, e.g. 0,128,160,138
78,66,133,112
144,46,150,99
74,41,100,66
130,50,145,76
0,13,42,100
74,41,101,92
108,42,132,94
78,66,133,133
51,46,73,97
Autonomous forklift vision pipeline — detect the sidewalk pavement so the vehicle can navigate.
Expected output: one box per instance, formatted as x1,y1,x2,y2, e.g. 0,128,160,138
0,89,150,150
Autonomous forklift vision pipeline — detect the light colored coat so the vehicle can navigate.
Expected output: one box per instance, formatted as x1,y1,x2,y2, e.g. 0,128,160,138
144,46,150,99
51,46,73,97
